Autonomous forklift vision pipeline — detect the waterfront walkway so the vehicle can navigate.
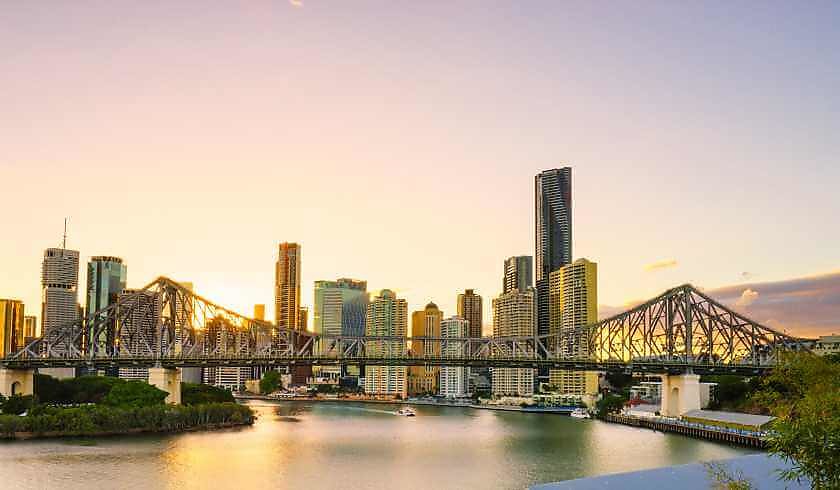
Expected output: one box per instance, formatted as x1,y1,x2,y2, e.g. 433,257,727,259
532,454,808,489
604,413,767,448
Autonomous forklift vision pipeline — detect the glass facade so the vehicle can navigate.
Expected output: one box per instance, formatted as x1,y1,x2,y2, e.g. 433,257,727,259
0,299,25,357
86,256,127,353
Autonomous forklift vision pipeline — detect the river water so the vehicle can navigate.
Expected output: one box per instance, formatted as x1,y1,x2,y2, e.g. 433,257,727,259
0,400,755,489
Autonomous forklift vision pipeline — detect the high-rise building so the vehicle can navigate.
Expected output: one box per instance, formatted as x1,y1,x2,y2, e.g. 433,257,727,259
202,316,252,390
254,304,266,321
439,315,470,398
364,289,407,397
41,247,81,355
23,315,37,342
408,302,442,396
298,307,309,332
457,289,483,338
492,288,536,397
0,299,25,357
535,167,572,337
549,258,599,401
275,242,301,330
503,256,533,294
86,256,127,354
313,278,368,379
116,289,160,381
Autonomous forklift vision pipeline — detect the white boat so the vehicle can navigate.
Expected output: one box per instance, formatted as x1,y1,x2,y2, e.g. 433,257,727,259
395,408,416,417
570,408,590,419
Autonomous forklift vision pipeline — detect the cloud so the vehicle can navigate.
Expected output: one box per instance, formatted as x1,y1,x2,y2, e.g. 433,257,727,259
644,259,678,272
735,288,759,307
289,0,303,7
598,270,840,338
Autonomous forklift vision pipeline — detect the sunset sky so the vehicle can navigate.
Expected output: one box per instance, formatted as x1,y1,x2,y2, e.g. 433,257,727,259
1,2,838,337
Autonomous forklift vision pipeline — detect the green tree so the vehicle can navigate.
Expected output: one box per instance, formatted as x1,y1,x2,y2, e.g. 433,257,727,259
34,373,71,404
704,462,754,490
181,383,234,405
259,370,282,394
102,381,167,408
1,394,34,415
595,393,626,418
753,353,840,488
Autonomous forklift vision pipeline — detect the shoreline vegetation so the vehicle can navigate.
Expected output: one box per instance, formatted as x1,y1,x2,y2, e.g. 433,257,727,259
0,375,254,441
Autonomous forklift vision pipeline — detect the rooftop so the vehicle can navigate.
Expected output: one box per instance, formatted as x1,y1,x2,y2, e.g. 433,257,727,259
682,410,775,428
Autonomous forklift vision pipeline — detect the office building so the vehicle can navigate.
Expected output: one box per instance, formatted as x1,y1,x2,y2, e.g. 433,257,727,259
503,256,533,294
202,316,251,390
535,167,572,337
457,289,483,338
254,304,266,321
492,288,536,397
0,299,25,357
41,247,81,354
814,335,840,356
23,315,37,342
548,258,599,400
364,289,407,397
116,289,160,381
86,256,127,353
408,302,441,396
313,278,368,379
439,315,470,398
298,307,309,331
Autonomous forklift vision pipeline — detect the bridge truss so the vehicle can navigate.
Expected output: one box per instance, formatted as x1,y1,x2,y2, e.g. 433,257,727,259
2,278,811,374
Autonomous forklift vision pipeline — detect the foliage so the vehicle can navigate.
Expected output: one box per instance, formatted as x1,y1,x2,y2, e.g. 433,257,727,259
0,403,254,438
35,374,121,405
753,353,840,488
2,395,34,415
259,370,282,394
181,383,234,405
315,384,338,394
604,372,634,391
595,393,626,418
701,375,760,411
704,462,754,490
102,381,167,408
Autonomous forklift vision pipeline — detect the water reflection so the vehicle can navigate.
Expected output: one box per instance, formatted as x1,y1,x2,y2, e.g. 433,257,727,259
0,401,756,489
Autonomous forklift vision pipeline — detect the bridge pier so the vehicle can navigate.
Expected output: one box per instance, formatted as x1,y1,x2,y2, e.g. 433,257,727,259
659,373,701,417
148,367,181,405
0,368,35,397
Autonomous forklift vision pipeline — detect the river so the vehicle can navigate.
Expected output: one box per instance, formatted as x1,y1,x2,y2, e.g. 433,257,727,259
0,400,756,489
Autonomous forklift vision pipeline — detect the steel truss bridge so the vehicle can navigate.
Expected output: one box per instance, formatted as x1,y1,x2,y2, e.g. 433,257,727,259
1,277,811,375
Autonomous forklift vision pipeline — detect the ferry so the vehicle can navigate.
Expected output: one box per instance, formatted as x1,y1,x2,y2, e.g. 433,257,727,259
570,408,591,419
395,407,417,417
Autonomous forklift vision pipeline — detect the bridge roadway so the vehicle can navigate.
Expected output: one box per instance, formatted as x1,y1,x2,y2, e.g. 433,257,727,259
0,355,772,376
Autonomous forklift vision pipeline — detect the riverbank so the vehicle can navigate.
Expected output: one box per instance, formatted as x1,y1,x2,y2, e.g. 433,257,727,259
236,394,578,414
0,402,254,441
601,413,767,448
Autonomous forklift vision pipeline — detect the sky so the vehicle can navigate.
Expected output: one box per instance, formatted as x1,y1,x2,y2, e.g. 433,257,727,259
1,1,838,337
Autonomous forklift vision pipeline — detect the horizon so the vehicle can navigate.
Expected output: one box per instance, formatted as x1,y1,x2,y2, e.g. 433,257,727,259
2,2,839,338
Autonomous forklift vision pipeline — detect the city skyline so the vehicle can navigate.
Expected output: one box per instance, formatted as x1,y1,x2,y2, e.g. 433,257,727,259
2,2,839,338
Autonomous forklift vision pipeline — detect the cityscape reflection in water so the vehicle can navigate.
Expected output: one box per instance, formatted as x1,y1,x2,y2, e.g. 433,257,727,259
0,401,755,489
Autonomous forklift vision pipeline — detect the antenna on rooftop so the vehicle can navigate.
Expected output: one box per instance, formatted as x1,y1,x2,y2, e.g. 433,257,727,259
62,217,68,250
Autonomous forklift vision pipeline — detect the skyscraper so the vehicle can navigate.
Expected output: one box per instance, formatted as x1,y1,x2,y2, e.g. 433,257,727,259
0,299,25,357
23,315,37,342
535,167,572,337
457,289,483,338
439,315,470,398
408,302,442,396
549,258,599,402
116,289,160,381
254,304,266,321
492,288,536,397
86,256,127,353
503,256,533,294
41,247,80,358
313,278,368,380
364,289,407,397
275,242,301,330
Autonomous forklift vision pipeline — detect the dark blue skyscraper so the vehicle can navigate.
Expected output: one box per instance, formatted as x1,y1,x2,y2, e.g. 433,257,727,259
535,167,572,337
86,256,127,353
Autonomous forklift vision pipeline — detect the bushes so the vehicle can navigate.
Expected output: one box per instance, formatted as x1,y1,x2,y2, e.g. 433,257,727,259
1,395,34,415
102,381,167,408
181,383,235,405
595,393,626,418
0,403,254,438
259,370,281,394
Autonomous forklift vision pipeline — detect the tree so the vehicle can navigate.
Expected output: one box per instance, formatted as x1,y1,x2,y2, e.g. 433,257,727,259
595,393,626,418
102,381,167,408
181,383,234,405
704,462,754,490
260,370,282,394
1,394,34,415
753,353,840,488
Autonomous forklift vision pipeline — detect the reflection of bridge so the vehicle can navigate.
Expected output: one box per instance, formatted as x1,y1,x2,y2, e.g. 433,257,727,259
1,277,810,413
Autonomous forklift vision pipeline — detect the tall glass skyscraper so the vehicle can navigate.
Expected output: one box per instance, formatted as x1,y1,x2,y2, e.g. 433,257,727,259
41,247,80,356
275,243,301,330
86,256,127,353
503,256,533,294
535,167,572,337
